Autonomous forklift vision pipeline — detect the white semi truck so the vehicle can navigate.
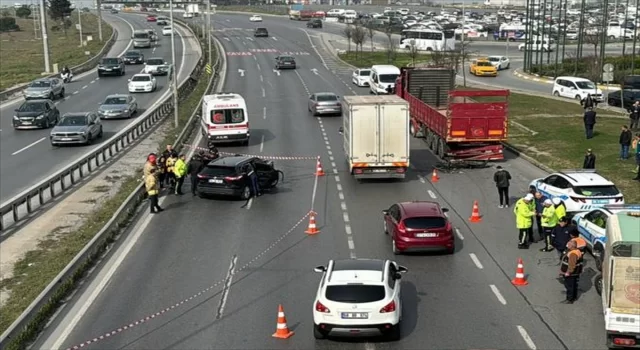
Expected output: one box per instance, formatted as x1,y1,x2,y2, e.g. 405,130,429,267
340,95,410,180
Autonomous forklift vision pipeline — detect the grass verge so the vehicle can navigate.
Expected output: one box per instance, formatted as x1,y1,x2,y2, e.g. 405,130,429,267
340,51,431,68
0,11,113,90
339,51,639,204
0,34,214,350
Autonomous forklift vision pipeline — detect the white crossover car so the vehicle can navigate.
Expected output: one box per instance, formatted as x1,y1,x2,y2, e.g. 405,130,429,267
250,15,262,22
313,259,407,340
128,74,157,93
162,26,174,36
143,57,169,75
487,56,510,70
352,68,371,87
529,170,624,214
183,12,194,18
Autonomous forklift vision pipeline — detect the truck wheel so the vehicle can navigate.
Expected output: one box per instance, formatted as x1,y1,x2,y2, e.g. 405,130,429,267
410,123,420,138
436,138,445,158
594,275,603,296
594,245,604,271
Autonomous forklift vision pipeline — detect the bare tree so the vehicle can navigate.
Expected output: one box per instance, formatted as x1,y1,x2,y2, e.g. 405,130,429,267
367,25,375,52
384,24,396,63
583,33,603,57
351,24,367,59
406,39,420,66
343,24,353,53
453,41,475,87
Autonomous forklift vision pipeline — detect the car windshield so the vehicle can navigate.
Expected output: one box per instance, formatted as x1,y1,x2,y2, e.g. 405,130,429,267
201,165,236,177
325,285,386,303
103,97,127,105
132,75,151,82
163,26,172,30
58,115,88,126
280,56,294,62
574,185,620,196
256,28,267,32
29,80,50,88
18,102,46,112
576,81,596,89
359,70,371,76
134,32,149,39
488,57,500,62
379,74,398,83
211,109,245,124
125,51,140,57
317,94,338,102
476,61,493,67
146,59,164,65
102,58,119,65
403,216,447,229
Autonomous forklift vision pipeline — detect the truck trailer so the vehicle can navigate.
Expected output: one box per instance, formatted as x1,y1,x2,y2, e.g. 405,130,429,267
341,95,410,179
395,67,509,162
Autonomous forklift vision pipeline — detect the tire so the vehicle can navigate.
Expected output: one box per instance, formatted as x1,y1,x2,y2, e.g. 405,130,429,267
49,92,54,100
240,186,251,200
575,95,582,101
313,325,325,339
388,323,401,341
595,275,603,296
121,69,126,76
594,246,604,271
59,88,65,98
392,239,400,255
85,134,93,145
98,127,103,138
553,91,560,97
447,244,455,254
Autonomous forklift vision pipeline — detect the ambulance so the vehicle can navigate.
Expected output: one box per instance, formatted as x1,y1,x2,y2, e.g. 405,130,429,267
201,93,250,147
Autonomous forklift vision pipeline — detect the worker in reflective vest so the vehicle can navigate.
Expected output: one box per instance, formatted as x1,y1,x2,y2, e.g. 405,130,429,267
145,168,163,214
568,230,588,254
540,199,558,252
560,240,583,304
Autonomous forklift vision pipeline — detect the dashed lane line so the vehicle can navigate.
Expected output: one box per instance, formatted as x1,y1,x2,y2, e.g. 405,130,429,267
469,253,484,269
517,325,538,350
490,284,507,305
455,228,464,240
428,190,437,199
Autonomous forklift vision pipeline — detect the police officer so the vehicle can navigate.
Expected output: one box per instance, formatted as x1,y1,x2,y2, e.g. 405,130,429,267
552,217,575,261
514,193,536,249
552,198,567,222
560,240,583,304
187,154,205,196
173,154,187,195
165,153,178,190
145,168,163,214
568,230,588,254
540,199,558,252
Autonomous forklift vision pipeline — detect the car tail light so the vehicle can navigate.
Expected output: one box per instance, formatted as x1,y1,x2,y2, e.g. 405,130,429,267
395,168,405,174
379,300,396,313
397,221,406,234
445,221,452,232
613,338,636,346
570,196,586,203
224,175,243,182
197,174,207,179
354,168,363,174
616,197,624,202
315,301,330,313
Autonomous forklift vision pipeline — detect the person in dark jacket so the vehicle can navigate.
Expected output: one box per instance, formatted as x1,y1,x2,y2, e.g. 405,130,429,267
583,148,596,169
244,163,260,197
533,191,547,241
493,165,512,208
552,217,576,261
157,155,167,189
581,94,595,110
187,154,205,196
620,125,633,160
629,101,640,130
583,107,597,139
162,144,178,159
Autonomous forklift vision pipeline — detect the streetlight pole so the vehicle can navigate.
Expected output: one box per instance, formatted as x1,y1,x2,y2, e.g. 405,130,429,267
39,0,51,73
78,8,83,46
169,0,179,128
96,0,103,42
208,0,212,66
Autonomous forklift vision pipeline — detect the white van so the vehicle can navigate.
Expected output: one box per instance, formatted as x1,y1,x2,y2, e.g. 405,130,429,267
369,65,401,95
552,76,603,102
201,93,250,147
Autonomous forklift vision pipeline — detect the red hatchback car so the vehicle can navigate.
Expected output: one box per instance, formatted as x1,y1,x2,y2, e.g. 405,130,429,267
383,201,454,254
146,15,157,22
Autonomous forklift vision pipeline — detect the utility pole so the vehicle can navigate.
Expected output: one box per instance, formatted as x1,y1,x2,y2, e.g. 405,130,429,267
39,0,51,73
169,0,179,128
78,9,83,46
33,1,40,39
96,0,103,41
208,0,212,66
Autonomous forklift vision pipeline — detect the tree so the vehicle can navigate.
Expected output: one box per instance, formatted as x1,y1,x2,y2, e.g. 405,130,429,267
384,24,395,64
48,0,72,21
351,24,366,59
343,24,353,52
406,39,420,66
583,33,603,57
16,5,31,19
454,41,474,87
367,25,375,52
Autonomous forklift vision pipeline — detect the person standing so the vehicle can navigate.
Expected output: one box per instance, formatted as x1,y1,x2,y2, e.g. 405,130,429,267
560,240,583,304
145,168,163,214
583,149,596,169
173,154,187,195
552,198,567,222
568,230,588,254
144,153,157,177
245,163,260,197
162,144,177,159
629,101,640,130
533,192,547,242
157,155,167,189
581,94,595,110
540,199,558,252
187,154,205,196
583,107,597,139
620,125,633,160
165,153,178,190
493,165,511,208
514,193,536,249
552,217,574,261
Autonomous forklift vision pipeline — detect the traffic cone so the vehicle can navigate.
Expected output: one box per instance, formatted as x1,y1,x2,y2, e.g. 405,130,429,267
305,211,320,235
314,157,326,176
511,258,529,286
431,169,439,183
272,304,294,339
468,201,482,222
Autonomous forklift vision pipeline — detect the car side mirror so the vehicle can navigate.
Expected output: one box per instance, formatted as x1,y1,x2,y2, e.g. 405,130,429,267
338,126,344,134
14,109,19,112
382,209,389,215
165,62,168,64
442,208,449,213
128,79,131,82
397,265,408,273
314,266,326,273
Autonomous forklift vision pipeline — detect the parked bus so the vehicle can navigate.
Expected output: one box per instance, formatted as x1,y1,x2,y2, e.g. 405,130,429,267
399,28,449,51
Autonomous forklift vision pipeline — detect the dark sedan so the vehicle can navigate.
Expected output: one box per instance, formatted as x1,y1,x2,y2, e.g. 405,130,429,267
122,50,144,65
607,89,640,108
13,99,60,129
275,55,296,70
254,27,269,37
97,57,125,77
196,156,280,200
307,19,322,28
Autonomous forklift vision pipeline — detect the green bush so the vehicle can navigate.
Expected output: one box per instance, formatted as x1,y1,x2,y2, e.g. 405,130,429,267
0,17,18,32
528,55,640,84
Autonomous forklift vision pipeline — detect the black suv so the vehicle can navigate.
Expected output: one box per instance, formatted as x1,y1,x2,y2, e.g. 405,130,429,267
13,99,60,129
196,156,281,200
97,57,125,77
275,55,296,70
122,50,144,64
307,19,322,28
254,27,269,37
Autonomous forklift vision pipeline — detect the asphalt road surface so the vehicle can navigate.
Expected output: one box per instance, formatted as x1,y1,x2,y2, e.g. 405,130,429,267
0,13,196,202
35,13,607,350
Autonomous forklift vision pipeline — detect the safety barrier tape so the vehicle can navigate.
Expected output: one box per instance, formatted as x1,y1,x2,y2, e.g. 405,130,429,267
65,211,312,350
181,143,319,160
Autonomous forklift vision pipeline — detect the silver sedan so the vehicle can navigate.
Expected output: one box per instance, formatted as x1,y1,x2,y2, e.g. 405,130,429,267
98,94,138,119
308,92,342,116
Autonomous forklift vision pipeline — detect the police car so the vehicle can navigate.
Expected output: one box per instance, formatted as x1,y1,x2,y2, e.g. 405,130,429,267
529,170,624,214
571,205,640,271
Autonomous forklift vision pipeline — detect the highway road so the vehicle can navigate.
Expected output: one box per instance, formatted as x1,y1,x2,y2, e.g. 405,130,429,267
0,13,197,202
35,13,607,350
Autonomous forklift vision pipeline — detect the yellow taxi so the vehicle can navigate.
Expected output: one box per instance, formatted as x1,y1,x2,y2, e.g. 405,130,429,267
469,58,498,77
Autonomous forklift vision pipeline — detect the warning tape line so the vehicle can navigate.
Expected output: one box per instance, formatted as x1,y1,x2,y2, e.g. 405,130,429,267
181,143,319,160
66,212,312,350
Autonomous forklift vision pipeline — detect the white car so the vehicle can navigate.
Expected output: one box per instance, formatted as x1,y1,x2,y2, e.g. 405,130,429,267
313,259,407,340
162,26,174,36
571,205,640,271
143,57,169,75
128,74,157,93
352,68,371,87
183,12,193,18
249,15,262,22
529,169,624,214
487,56,510,70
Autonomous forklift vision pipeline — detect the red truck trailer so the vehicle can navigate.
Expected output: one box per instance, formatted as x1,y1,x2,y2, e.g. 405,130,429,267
395,67,509,162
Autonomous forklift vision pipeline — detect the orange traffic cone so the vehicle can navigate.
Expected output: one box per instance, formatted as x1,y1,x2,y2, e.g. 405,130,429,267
305,211,320,235
272,304,294,339
468,201,482,222
511,258,528,286
431,169,439,183
314,157,326,177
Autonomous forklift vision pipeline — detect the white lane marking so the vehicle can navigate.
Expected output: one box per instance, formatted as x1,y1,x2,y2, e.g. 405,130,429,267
490,285,507,305
343,212,350,223
347,238,355,250
224,37,230,41
329,156,334,161
444,212,449,217
345,225,352,235
73,91,79,95
82,85,88,89
245,197,253,210
469,253,484,269
260,75,263,82
517,325,537,350
256,63,261,71
261,87,265,98
331,161,336,168
336,183,342,191
272,36,277,41
90,80,96,84
12,137,45,155
263,106,266,119
338,192,344,200
455,228,464,240
253,55,257,61
259,134,265,153
242,41,246,45
341,202,347,211
428,190,437,199
418,175,425,183
216,255,237,318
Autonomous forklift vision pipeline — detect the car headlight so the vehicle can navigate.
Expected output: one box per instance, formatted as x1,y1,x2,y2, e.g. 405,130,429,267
43,90,51,95
35,114,44,119
147,83,153,87
13,115,18,120
79,131,86,135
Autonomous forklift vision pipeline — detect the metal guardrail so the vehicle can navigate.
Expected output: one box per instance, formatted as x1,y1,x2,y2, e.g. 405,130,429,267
0,24,118,102
0,18,200,233
0,23,224,350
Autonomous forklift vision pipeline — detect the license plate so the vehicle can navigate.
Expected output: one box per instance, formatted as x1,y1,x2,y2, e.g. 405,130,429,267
22,122,32,125
372,169,387,173
416,232,437,238
208,179,223,184
592,199,609,204
215,135,228,139
341,312,368,319
61,137,72,141
106,69,112,71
